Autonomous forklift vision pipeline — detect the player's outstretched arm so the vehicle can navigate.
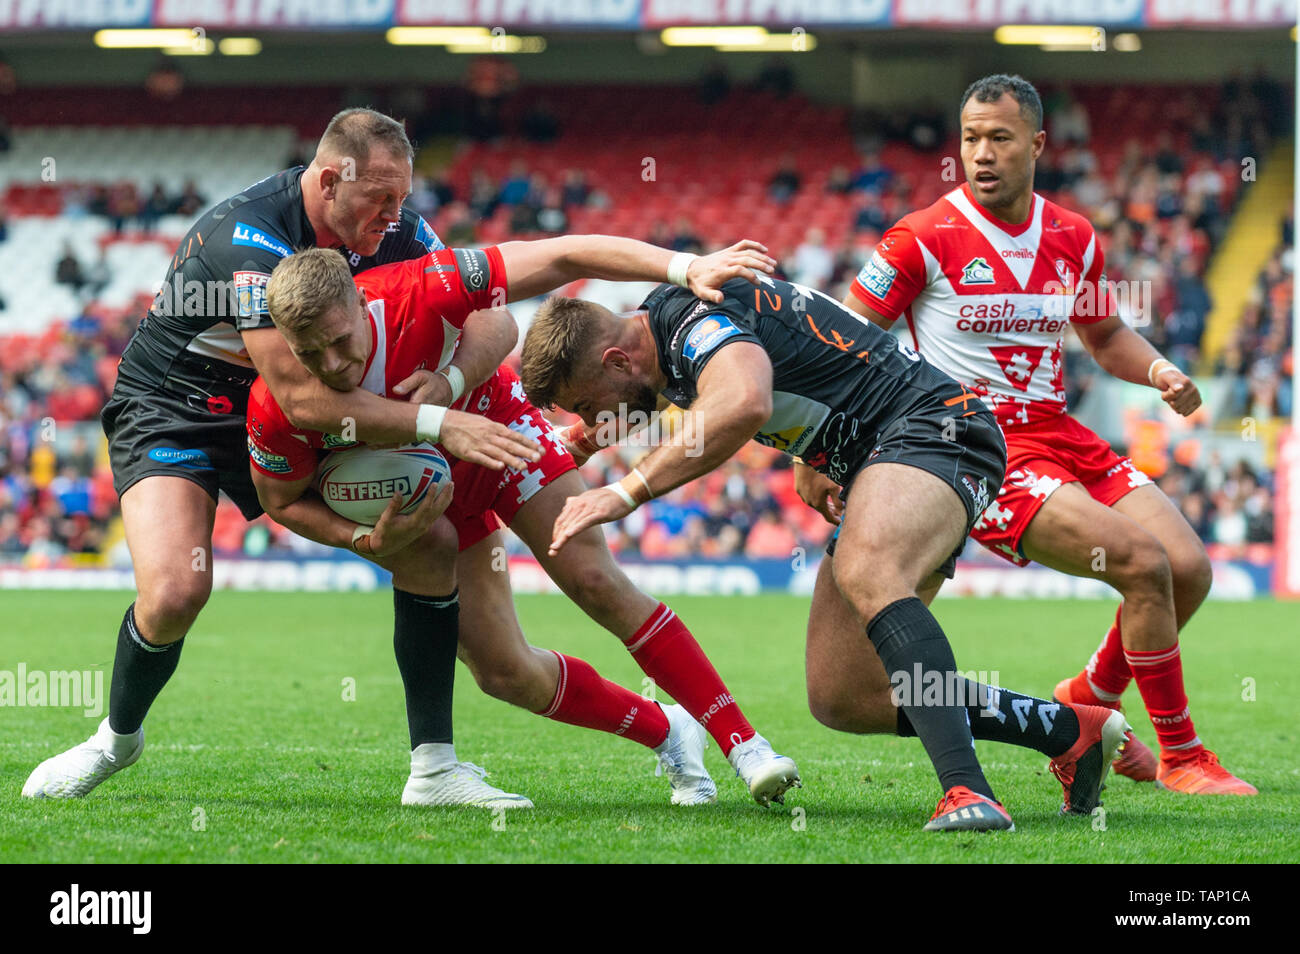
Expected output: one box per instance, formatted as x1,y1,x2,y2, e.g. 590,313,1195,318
498,236,777,303
549,342,772,554
1074,314,1202,416
243,326,541,469
392,307,519,406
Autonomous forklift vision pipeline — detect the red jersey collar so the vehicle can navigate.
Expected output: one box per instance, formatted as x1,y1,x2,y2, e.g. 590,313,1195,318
960,182,1037,237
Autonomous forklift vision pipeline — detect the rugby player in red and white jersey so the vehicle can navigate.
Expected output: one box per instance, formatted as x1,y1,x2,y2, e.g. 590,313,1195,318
820,74,1252,795
248,237,801,807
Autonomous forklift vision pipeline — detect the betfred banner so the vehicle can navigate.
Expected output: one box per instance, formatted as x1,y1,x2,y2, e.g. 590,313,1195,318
1274,427,1300,599
0,552,1274,596
0,0,1294,30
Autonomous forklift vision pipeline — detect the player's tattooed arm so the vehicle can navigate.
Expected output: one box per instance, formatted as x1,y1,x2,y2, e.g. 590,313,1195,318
549,343,772,554
392,307,519,406
1073,314,1202,416
498,236,777,303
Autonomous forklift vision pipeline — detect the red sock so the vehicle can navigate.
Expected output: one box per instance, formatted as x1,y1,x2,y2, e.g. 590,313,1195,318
539,652,669,749
1089,606,1133,699
1125,643,1201,753
625,603,754,757
1063,606,1131,705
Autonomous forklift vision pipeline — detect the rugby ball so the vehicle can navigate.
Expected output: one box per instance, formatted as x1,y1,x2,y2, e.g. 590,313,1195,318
316,443,452,525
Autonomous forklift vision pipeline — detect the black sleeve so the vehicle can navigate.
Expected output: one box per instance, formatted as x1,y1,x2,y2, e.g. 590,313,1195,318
659,296,763,394
205,218,294,333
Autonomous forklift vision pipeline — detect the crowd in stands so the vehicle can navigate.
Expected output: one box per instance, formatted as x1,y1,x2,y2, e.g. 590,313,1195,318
0,305,139,564
0,73,1291,567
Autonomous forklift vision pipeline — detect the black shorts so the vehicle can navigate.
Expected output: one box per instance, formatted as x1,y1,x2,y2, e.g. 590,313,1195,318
103,388,263,519
825,394,1007,580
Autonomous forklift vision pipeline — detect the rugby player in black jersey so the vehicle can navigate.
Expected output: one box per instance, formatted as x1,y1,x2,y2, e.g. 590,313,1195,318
23,109,543,806
520,271,1132,831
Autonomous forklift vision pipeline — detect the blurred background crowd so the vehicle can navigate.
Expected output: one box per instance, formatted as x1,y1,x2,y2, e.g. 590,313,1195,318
0,61,1291,569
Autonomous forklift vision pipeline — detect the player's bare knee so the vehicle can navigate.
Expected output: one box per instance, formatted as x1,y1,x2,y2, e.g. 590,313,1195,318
558,560,625,622
469,655,538,707
136,576,210,641
831,554,911,623
807,684,863,732
1109,531,1173,600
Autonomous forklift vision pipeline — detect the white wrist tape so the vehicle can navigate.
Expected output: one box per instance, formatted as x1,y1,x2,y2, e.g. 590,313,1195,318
1148,358,1175,386
667,252,697,288
605,481,638,508
415,404,448,443
351,524,375,552
438,365,466,403
629,467,654,500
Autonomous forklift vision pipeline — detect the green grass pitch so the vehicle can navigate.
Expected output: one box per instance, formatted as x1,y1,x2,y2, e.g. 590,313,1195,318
1,591,1294,863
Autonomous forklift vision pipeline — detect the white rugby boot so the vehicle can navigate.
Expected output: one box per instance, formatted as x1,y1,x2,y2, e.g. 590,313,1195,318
727,733,801,807
653,703,717,805
22,718,144,799
401,743,534,809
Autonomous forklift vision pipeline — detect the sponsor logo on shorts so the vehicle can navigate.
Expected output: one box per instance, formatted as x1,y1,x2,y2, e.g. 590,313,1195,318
233,270,270,319
961,474,991,514
231,222,292,258
247,440,292,475
960,257,995,285
682,316,741,362
856,250,897,300
147,447,211,469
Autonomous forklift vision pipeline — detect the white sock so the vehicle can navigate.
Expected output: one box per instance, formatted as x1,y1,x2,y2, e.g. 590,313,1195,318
410,742,457,772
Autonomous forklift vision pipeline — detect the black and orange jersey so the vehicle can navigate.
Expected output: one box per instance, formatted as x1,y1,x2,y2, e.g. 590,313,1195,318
642,274,980,484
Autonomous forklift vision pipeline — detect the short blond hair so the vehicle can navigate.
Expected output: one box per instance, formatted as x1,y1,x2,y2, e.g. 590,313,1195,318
265,248,357,334
519,297,611,410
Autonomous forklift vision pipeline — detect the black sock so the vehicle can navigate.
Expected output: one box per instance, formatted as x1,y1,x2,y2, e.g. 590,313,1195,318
897,682,1081,757
867,597,994,800
393,588,459,749
108,603,184,734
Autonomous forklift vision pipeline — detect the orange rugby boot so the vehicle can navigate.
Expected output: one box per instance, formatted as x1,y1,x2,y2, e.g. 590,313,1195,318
1156,748,1257,796
1054,676,1156,783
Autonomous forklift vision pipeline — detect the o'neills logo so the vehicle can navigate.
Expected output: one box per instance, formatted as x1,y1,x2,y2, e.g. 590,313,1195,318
1151,708,1191,725
326,476,414,502
697,693,735,727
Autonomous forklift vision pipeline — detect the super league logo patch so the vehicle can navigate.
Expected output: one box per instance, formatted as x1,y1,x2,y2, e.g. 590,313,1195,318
682,316,742,362
856,251,897,300
960,257,995,285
